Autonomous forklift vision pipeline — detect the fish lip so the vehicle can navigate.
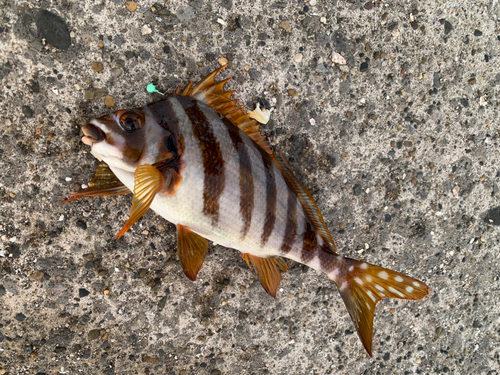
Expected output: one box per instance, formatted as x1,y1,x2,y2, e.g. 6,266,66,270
81,123,105,144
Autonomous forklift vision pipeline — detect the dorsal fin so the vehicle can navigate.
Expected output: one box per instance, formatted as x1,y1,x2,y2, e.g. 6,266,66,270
274,151,337,253
174,65,273,155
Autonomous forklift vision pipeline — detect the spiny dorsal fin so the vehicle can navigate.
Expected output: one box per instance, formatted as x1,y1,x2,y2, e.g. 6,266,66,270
60,161,130,204
274,152,337,253
242,254,287,298
174,65,273,154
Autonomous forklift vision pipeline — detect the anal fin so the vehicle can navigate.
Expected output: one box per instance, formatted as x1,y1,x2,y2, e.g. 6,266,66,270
334,257,430,356
61,161,131,204
242,254,287,298
115,164,167,239
177,225,208,281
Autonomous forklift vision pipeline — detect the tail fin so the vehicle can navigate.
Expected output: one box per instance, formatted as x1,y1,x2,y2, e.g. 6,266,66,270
334,257,430,356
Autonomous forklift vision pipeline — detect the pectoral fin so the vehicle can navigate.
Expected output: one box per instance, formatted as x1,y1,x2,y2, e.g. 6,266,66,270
61,161,131,204
115,164,167,239
177,225,209,281
242,254,287,298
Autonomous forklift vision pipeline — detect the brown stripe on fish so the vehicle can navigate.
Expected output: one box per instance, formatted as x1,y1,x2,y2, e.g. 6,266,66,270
180,98,226,224
317,244,339,273
280,188,297,254
301,220,317,263
227,124,254,237
259,150,277,246
147,99,185,176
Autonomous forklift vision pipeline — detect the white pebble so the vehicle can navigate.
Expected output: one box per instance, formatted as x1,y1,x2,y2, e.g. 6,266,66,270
331,51,346,65
309,118,316,125
141,25,152,35
65,177,72,182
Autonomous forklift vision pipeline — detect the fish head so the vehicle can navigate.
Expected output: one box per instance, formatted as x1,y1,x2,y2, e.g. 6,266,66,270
82,108,168,172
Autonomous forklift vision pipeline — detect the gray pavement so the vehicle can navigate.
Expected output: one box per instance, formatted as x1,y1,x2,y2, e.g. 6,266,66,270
0,0,499,374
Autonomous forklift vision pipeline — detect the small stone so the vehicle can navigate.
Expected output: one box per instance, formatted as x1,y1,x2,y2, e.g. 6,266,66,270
443,20,453,35
144,355,160,364
98,41,104,48
287,89,298,97
91,62,104,72
211,370,222,375
279,20,291,33
364,1,373,10
331,51,346,65
79,288,90,298
353,184,363,196
104,95,116,108
384,214,392,223
126,1,138,12
474,29,483,37
85,88,109,100
410,21,418,30
35,10,71,50
30,271,44,281
22,105,34,118
15,313,26,321
218,57,228,66
88,329,101,341
76,220,87,230
141,25,152,35
360,61,369,72
294,53,303,63
484,206,500,225
247,68,262,81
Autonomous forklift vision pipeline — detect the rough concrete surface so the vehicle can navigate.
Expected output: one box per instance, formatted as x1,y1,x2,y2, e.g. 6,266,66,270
1,0,499,374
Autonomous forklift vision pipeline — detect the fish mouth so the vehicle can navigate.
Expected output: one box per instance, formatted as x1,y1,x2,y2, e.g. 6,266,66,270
81,123,105,146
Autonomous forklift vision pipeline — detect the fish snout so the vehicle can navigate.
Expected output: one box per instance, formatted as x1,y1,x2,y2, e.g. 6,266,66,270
81,123,105,145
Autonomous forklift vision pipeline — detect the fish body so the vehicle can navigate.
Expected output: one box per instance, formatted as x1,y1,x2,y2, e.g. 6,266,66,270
65,66,430,356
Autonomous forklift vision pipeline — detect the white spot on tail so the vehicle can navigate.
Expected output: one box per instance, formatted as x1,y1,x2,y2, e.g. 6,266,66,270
366,290,377,302
406,286,414,293
378,271,389,280
341,281,348,290
388,286,405,298
394,275,404,282
332,269,340,280
380,292,386,297
366,302,371,311
354,277,363,285
360,263,368,270
365,275,373,282
375,284,385,292
349,266,354,272
413,281,421,287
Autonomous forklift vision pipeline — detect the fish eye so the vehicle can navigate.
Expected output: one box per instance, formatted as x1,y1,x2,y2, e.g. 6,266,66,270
119,113,143,132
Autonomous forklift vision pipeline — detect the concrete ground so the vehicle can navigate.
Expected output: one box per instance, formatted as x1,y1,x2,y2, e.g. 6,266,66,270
1,0,499,374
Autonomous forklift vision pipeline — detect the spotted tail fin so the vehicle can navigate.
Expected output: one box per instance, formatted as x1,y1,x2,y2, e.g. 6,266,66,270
333,257,430,356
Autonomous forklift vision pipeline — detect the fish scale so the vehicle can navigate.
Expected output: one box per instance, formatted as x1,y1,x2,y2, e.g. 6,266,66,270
64,66,430,356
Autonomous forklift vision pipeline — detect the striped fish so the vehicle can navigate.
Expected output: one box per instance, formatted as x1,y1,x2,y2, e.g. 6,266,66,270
63,66,430,356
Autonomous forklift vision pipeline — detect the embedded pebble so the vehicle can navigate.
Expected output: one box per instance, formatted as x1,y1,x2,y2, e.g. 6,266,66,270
279,21,291,33
104,95,116,108
91,62,104,72
125,1,138,12
35,10,71,50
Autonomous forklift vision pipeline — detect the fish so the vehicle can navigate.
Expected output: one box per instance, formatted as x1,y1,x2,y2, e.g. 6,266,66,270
62,65,430,356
